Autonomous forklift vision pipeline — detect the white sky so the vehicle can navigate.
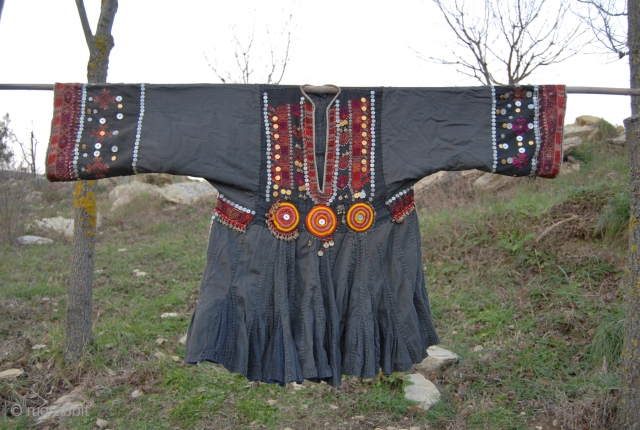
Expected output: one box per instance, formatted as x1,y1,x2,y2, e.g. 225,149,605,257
0,0,631,172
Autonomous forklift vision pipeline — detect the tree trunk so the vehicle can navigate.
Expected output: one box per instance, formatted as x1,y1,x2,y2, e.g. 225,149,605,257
631,0,640,116
66,0,118,362
622,115,640,429
621,0,640,426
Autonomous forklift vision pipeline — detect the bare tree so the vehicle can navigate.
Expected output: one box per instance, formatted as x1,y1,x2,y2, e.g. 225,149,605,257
16,125,38,177
576,0,628,58
66,0,118,363
204,16,292,84
424,0,586,85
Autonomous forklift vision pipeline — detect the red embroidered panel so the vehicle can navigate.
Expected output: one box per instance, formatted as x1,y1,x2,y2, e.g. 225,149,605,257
535,85,566,179
214,197,254,233
387,188,416,223
47,83,83,181
350,98,371,192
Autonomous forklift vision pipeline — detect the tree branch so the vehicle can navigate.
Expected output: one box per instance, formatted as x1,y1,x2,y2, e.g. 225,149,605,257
75,0,94,49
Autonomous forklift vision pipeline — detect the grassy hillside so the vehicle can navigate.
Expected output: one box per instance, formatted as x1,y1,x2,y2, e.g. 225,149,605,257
0,131,629,429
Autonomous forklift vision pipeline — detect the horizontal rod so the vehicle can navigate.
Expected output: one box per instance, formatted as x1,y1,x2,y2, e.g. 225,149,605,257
0,84,54,90
2,83,640,96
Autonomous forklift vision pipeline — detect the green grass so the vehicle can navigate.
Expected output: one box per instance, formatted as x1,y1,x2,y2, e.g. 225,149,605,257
0,135,630,429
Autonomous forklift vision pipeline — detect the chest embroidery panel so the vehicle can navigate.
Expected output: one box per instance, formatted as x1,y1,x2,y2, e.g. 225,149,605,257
261,88,383,243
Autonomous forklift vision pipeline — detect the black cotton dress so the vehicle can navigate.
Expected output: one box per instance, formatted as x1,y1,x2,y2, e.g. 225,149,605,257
47,83,566,386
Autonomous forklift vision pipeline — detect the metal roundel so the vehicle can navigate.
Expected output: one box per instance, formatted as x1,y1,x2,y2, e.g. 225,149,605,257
270,201,300,233
346,202,375,232
306,205,338,238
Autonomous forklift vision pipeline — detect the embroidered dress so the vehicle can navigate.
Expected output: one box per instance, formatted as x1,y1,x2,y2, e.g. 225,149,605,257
47,83,565,386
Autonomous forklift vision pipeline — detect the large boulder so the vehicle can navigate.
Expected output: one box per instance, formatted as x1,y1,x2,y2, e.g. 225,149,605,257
574,115,601,126
472,172,515,192
131,173,174,187
563,124,599,143
161,182,218,205
108,180,218,212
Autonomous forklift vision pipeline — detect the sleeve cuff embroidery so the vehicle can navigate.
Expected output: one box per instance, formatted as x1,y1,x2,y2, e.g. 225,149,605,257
491,84,565,179
46,83,145,181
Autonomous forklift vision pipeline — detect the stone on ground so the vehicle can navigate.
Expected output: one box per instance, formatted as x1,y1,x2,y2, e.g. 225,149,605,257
16,235,53,245
0,368,24,379
37,388,89,422
414,345,459,373
403,373,441,410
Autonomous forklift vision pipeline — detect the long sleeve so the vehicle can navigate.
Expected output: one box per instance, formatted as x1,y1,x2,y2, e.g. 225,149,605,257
47,83,263,196
380,85,565,193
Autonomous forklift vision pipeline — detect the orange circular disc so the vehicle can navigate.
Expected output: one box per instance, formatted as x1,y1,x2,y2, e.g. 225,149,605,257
346,202,375,232
306,205,338,238
270,201,300,233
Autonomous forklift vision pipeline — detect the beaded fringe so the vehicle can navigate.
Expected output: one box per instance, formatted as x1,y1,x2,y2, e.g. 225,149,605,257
216,215,248,233
391,203,416,223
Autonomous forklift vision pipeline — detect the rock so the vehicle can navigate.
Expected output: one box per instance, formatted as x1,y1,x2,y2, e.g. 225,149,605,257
414,346,459,373
118,248,127,252
460,169,486,181
291,382,305,391
96,418,109,428
403,373,441,411
409,427,421,430
0,368,24,379
17,235,53,245
574,115,601,126
472,173,514,192
179,334,188,345
197,387,206,393
563,124,599,142
472,345,484,352
155,338,167,345
171,355,181,362
131,173,174,187
37,388,88,421
130,389,143,399
161,312,179,319
33,216,72,235
32,214,102,240
160,182,218,205
31,344,47,350
329,404,339,410
560,159,580,176
108,181,164,212
133,270,147,277
414,171,451,194
108,180,218,212
607,133,626,146
153,351,167,360
562,136,583,156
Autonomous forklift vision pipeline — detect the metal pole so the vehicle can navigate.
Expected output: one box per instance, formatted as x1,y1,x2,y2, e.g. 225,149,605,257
3,83,640,96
